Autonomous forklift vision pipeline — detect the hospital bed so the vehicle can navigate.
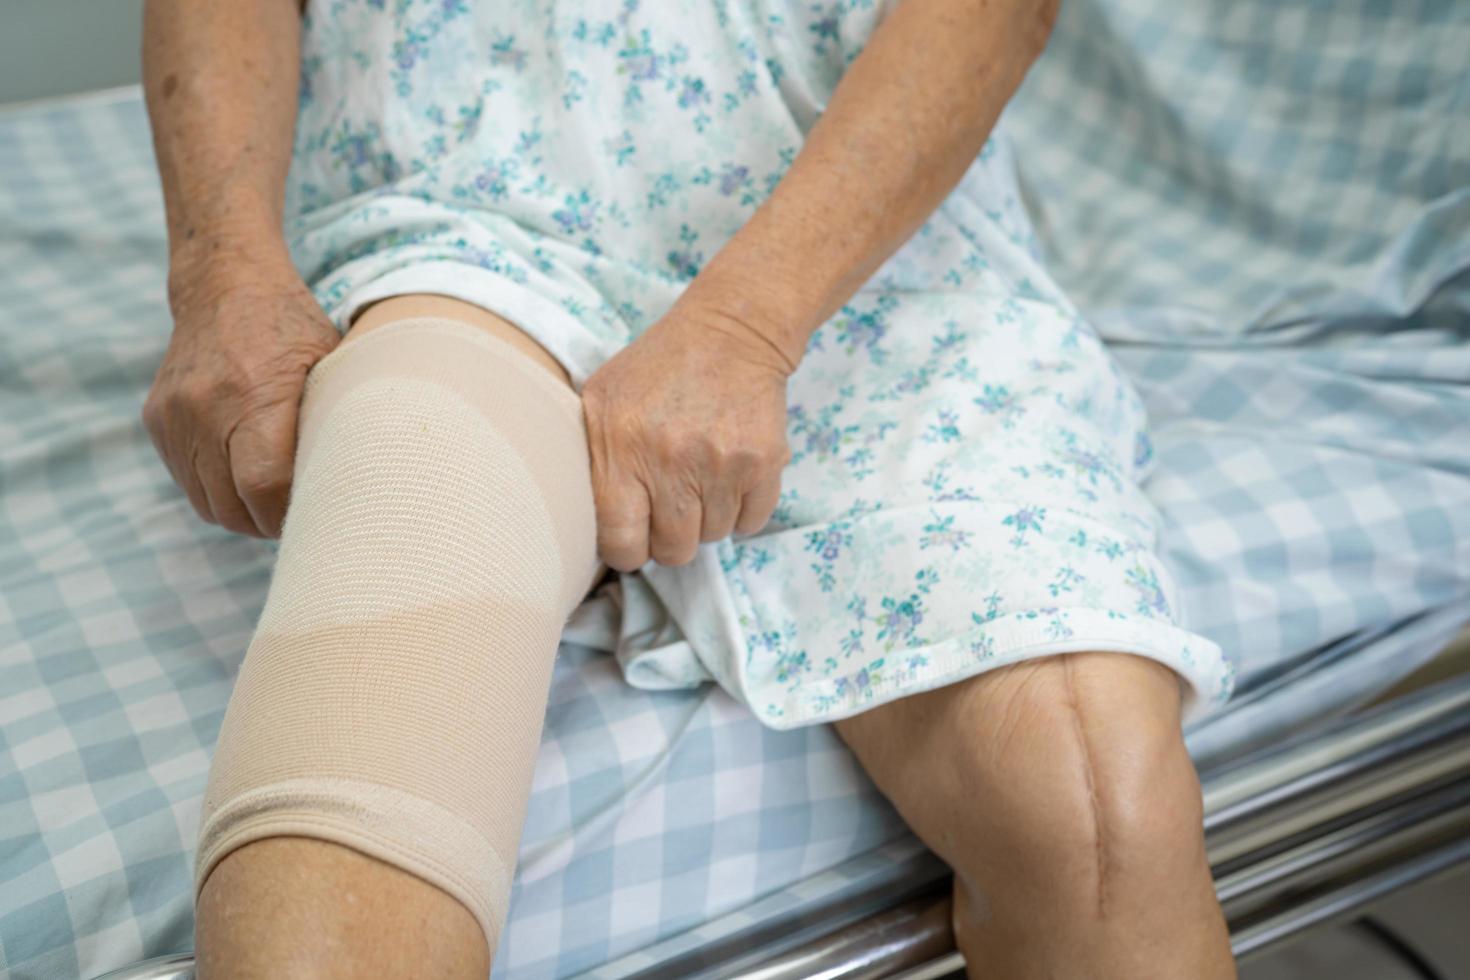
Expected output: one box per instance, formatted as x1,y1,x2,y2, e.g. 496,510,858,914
86,654,1470,979
4,0,1468,977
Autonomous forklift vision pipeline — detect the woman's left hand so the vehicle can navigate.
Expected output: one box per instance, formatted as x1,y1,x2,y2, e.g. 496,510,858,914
581,304,794,571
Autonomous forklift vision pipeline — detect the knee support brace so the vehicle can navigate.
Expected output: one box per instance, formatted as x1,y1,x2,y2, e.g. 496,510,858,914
194,316,599,948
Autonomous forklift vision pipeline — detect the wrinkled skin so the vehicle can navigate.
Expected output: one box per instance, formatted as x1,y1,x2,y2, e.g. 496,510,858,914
143,254,339,538
581,304,793,571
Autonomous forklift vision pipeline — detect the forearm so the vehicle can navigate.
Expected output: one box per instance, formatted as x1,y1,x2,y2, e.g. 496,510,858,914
682,0,1058,370
142,0,303,293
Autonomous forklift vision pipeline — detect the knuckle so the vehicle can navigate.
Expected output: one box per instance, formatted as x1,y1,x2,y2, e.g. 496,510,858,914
235,459,290,499
597,521,647,568
715,443,759,473
594,488,644,527
140,395,162,432
652,426,692,461
598,525,641,551
176,378,218,411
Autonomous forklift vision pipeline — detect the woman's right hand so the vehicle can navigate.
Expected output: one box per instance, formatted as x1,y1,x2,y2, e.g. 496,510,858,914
143,245,341,539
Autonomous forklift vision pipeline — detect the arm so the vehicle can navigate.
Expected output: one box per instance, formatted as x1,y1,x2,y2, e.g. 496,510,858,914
141,0,339,538
143,0,301,279
584,0,1059,571
688,0,1059,370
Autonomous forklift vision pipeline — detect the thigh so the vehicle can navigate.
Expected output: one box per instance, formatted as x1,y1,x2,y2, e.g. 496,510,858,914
350,292,575,388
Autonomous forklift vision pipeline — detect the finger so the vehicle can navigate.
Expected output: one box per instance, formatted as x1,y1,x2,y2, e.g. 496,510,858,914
593,464,653,572
145,400,216,525
193,438,265,537
585,395,655,572
734,471,782,537
649,480,703,566
173,448,218,527
229,403,299,539
698,483,742,543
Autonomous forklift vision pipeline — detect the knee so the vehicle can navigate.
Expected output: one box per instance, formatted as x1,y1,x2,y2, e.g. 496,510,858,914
196,317,601,958
941,653,1206,917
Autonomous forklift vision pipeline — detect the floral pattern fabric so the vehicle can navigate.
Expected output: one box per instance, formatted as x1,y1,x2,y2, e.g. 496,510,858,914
286,0,1236,727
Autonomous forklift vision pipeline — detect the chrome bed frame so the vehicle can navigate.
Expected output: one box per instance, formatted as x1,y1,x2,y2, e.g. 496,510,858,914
96,666,1470,980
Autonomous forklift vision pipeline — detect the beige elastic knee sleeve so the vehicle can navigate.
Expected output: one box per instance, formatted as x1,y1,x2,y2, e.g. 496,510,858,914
195,316,599,948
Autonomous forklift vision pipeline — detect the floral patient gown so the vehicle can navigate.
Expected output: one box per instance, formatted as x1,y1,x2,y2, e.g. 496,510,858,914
283,0,1236,727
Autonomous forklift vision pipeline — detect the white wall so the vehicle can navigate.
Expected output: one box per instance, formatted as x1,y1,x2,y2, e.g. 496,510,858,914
1,0,145,104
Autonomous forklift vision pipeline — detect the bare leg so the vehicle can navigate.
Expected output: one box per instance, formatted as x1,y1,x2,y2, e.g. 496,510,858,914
194,294,593,979
195,838,488,979
835,652,1236,980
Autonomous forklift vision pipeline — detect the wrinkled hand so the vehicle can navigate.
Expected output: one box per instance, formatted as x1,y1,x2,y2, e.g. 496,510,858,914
582,306,794,571
143,251,340,538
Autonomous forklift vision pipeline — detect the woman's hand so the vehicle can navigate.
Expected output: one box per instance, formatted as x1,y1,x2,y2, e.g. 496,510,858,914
143,248,340,538
582,304,794,571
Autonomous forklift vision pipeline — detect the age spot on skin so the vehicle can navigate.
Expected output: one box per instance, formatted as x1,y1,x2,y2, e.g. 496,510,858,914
162,73,179,98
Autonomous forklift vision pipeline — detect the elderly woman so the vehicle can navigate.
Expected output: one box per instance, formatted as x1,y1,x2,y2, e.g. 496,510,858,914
141,0,1237,976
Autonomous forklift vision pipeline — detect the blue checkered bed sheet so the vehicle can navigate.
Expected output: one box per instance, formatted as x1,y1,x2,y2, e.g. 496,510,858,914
3,1,1469,975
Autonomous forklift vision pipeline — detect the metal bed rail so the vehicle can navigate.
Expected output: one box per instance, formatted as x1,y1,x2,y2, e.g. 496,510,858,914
94,672,1470,980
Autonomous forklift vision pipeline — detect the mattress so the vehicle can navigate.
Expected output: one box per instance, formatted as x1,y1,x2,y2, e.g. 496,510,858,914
3,1,1468,974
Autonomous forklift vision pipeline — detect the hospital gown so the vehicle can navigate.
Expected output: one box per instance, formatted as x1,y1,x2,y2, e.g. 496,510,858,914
284,0,1237,727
